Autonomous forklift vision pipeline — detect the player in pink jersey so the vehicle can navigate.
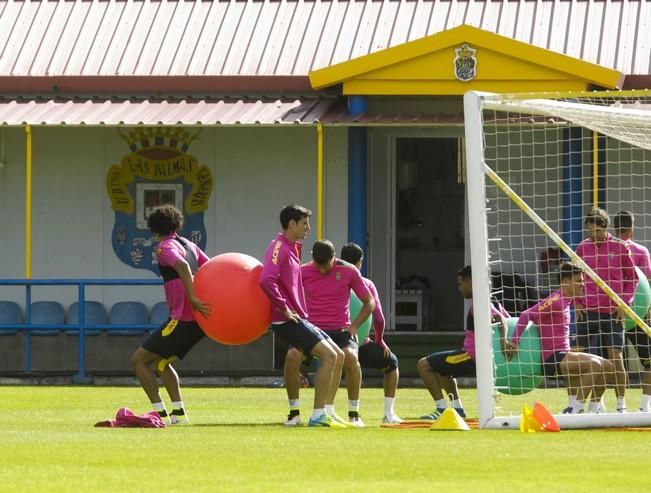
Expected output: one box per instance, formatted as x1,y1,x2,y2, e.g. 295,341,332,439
340,242,403,424
283,240,375,427
260,205,345,428
614,211,651,412
417,265,513,419
510,263,614,414
575,207,636,412
130,205,211,425
614,211,651,278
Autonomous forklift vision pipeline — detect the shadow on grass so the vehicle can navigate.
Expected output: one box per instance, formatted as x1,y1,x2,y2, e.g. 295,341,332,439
190,422,287,428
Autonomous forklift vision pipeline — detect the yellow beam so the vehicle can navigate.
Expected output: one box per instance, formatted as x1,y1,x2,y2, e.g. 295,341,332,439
25,125,32,279
316,122,324,240
593,131,599,207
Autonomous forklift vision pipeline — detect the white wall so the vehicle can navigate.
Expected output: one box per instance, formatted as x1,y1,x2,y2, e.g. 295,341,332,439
0,126,349,311
484,125,564,288
605,138,651,248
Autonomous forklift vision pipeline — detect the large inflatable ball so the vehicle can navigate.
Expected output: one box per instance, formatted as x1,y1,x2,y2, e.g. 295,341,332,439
493,317,543,395
624,266,651,331
194,253,271,345
349,291,372,341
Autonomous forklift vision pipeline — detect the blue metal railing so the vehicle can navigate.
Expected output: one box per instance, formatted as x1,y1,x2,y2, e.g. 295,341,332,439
0,279,163,383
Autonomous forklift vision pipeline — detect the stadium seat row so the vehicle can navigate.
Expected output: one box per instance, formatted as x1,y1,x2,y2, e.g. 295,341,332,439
0,300,169,335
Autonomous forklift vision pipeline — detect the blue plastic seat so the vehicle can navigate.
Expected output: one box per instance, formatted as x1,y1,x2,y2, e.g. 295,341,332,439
150,301,170,326
0,301,22,335
66,301,107,335
108,301,150,335
29,301,65,335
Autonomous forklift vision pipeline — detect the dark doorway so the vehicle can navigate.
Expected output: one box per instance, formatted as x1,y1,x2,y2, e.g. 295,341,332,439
394,138,465,331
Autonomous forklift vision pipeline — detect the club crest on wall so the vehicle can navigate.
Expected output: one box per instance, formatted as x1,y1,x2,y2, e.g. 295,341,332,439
453,43,477,82
106,127,213,275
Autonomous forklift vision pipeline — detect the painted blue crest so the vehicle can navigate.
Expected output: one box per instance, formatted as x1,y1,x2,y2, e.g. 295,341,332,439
107,128,213,275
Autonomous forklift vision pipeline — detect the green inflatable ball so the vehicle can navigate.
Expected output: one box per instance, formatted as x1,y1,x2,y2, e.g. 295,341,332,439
624,266,651,331
493,317,543,395
349,291,372,342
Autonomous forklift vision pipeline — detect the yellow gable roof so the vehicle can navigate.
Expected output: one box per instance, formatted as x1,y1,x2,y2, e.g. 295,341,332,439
309,25,623,95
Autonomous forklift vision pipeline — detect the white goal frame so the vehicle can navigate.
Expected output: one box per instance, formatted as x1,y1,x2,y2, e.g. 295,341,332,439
464,90,651,430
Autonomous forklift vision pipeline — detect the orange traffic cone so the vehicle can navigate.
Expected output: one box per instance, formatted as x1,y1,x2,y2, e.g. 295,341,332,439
533,401,560,432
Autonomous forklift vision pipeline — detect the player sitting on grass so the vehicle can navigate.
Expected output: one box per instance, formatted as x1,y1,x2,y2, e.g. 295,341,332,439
417,265,513,420
130,205,211,425
284,239,375,427
509,262,615,414
339,242,403,424
260,205,345,428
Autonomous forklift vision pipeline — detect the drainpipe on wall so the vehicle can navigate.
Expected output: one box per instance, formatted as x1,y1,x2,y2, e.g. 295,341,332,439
317,122,324,240
347,95,368,274
25,125,32,279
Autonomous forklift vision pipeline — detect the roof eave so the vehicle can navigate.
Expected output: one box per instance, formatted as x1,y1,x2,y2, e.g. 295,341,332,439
0,76,316,96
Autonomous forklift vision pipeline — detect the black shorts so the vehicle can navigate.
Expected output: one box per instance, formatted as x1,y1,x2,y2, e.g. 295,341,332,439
628,328,651,369
142,318,205,360
272,319,329,356
358,341,398,373
575,311,625,352
294,329,355,367
543,351,568,378
322,329,358,351
425,349,475,378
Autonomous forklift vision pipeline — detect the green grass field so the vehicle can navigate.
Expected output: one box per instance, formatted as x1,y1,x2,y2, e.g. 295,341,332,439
1,385,649,493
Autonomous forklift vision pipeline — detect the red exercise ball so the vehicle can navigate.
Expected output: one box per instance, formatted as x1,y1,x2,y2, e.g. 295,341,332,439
194,252,271,345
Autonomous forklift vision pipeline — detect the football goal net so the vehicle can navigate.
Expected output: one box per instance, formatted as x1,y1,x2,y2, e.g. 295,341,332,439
464,89,651,429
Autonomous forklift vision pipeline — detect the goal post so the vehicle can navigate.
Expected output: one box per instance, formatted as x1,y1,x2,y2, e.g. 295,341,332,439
464,90,651,429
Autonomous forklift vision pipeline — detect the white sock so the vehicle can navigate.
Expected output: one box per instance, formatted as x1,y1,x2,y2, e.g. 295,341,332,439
642,394,651,411
325,404,335,417
451,398,463,409
617,397,626,410
288,399,300,410
588,400,601,413
171,400,184,410
435,398,447,409
311,408,325,420
348,400,360,412
568,396,581,408
152,401,167,413
384,397,395,417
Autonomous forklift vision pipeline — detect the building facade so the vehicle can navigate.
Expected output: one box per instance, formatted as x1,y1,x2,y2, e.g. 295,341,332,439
0,0,649,376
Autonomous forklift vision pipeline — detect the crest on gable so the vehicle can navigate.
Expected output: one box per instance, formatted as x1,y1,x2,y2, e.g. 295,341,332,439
454,43,477,82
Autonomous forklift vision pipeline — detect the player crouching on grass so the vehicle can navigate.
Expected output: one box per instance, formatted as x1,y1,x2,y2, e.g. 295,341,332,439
340,242,403,424
418,265,513,420
508,262,615,414
284,239,375,427
260,205,346,428
130,205,211,425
